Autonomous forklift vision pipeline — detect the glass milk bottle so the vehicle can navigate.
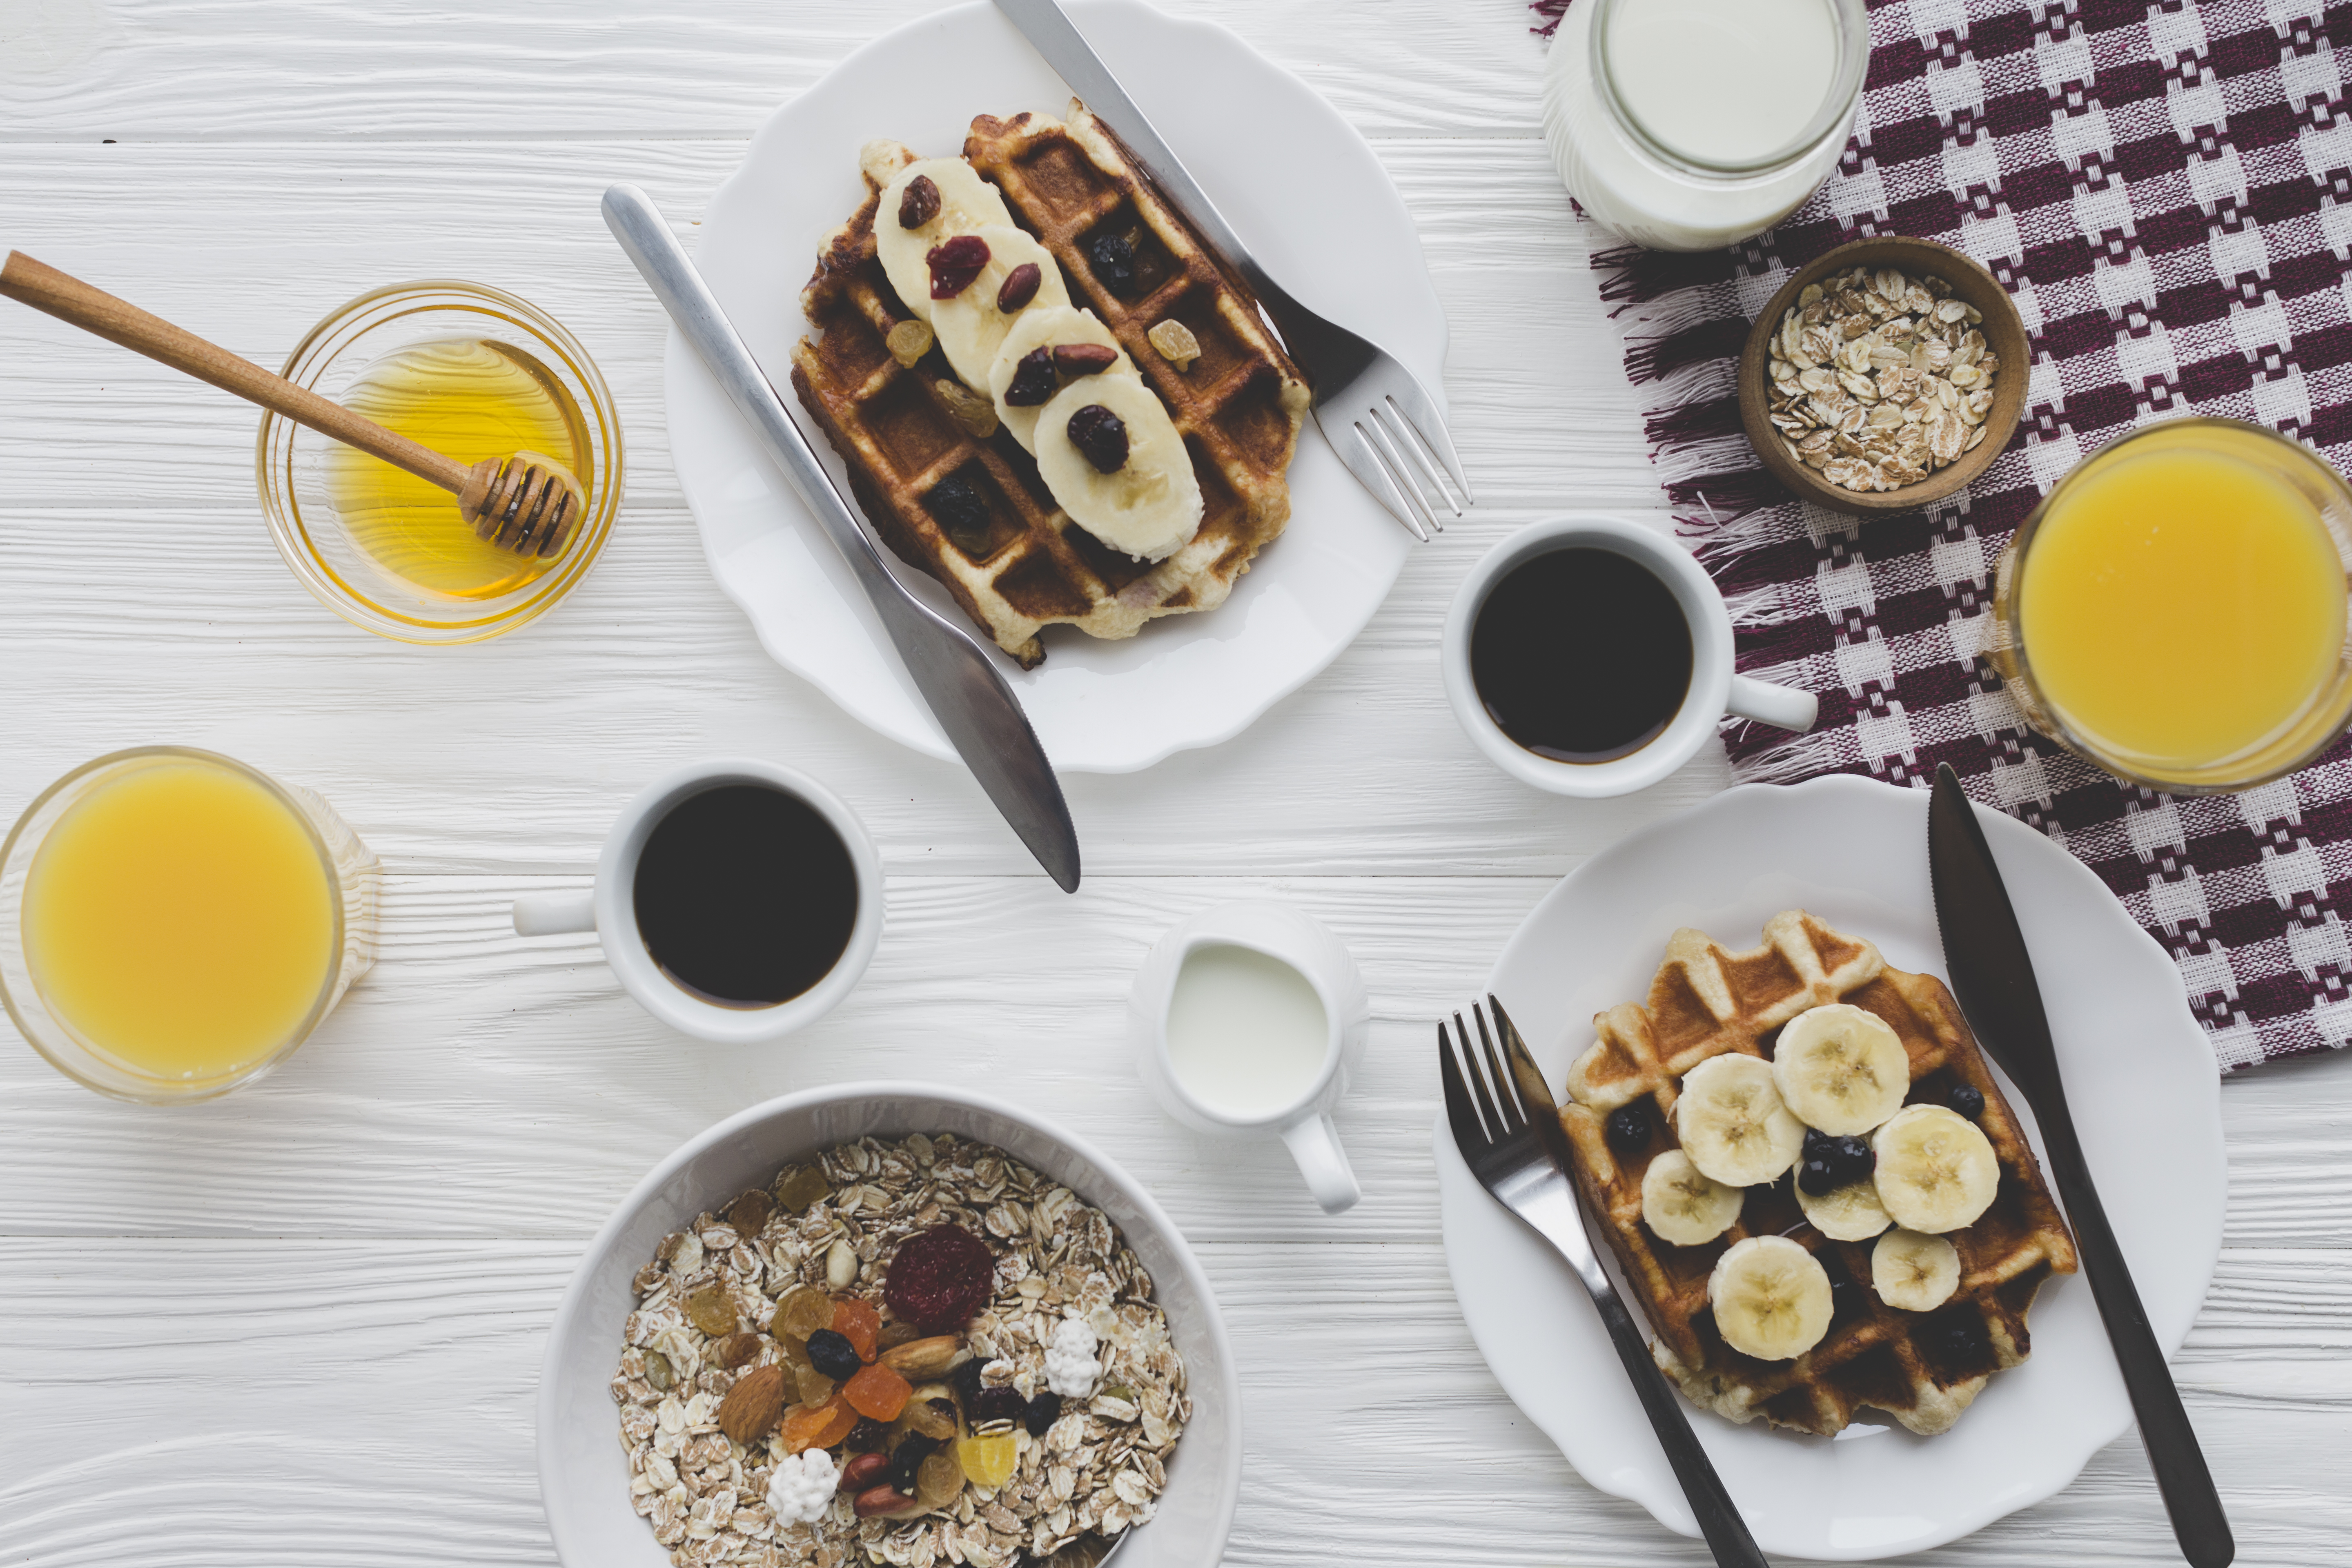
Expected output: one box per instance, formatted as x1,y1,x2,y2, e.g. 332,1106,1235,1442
1542,0,1870,252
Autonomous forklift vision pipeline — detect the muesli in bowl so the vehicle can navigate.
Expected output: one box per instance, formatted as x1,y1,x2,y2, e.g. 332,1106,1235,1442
612,1132,1187,1568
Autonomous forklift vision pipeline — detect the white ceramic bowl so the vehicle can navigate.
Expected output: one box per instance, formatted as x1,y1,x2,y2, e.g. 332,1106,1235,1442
538,1083,1240,1568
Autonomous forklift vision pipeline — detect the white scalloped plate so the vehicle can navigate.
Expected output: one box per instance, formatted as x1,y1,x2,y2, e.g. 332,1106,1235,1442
1437,775,2225,1560
666,0,1442,772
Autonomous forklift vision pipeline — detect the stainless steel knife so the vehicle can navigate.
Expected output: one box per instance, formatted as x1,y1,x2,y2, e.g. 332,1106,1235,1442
601,183,1080,893
1927,762,2231,1566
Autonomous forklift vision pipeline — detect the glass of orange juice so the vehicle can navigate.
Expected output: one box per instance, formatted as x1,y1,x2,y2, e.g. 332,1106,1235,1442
1989,417,2352,793
0,748,381,1102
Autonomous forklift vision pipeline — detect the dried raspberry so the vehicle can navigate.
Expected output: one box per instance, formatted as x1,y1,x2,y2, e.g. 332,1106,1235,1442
883,1225,996,1333
1002,347,1058,408
898,175,940,231
927,234,990,299
996,262,1042,313
1053,343,1118,377
1065,404,1128,474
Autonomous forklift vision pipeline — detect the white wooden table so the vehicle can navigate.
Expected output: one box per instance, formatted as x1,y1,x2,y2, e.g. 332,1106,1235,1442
2,2,2344,1563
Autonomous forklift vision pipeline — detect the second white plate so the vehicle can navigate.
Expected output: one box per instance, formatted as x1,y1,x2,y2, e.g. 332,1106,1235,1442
667,0,1443,772
1438,775,2225,1560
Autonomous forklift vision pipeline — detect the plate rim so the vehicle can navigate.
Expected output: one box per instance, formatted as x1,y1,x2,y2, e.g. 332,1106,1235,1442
1444,772,2225,1559
665,0,1447,773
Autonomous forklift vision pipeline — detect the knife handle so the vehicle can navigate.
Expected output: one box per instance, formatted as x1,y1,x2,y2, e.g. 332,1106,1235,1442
1588,1288,1770,1568
2039,1113,2235,1566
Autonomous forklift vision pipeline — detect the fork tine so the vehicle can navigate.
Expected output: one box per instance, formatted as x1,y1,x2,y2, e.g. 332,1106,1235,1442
1438,1019,1489,1154
1344,423,1431,542
1385,375,1473,506
1359,415,1442,539
1379,399,1464,520
1488,995,1557,1117
1453,1009,1508,1142
1472,1003,1523,1134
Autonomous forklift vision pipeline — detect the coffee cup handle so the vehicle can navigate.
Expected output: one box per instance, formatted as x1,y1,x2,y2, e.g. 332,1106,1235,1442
1278,1111,1362,1216
514,891,597,937
1726,673,1818,733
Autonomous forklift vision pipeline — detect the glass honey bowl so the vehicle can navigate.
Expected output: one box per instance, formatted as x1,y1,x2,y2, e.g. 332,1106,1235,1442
256,280,623,643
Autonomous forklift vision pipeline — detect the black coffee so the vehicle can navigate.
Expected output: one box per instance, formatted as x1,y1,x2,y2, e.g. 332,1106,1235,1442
1469,546,1694,764
633,784,859,1007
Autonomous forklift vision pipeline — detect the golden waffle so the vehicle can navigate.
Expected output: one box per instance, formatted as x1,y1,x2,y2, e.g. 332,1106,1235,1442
1557,911,2079,1436
789,111,1310,668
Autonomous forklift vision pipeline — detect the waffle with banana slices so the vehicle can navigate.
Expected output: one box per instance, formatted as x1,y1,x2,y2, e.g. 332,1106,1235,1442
788,109,1309,668
1556,910,2078,1436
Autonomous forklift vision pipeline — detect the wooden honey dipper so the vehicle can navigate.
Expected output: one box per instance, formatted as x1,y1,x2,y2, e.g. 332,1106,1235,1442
0,250,586,558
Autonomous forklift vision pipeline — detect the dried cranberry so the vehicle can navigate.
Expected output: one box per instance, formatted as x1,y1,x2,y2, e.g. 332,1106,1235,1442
1022,1390,1061,1437
1091,232,1136,293
996,262,1042,312
898,174,941,231
926,473,993,555
1003,347,1058,408
965,1385,1026,1429
927,234,990,299
1053,343,1118,377
843,1417,891,1453
1065,404,1128,473
883,1225,997,1332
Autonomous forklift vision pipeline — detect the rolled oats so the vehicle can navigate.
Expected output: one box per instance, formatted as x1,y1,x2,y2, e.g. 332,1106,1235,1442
614,1134,1187,1568
1764,264,2002,493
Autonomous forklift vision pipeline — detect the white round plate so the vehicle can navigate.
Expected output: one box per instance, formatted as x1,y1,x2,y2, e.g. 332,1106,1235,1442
539,1082,1240,1568
1436,775,2224,1561
668,0,1442,772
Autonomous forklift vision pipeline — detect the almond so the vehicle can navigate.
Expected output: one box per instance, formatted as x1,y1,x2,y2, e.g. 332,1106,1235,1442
879,1335,963,1379
716,1363,786,1446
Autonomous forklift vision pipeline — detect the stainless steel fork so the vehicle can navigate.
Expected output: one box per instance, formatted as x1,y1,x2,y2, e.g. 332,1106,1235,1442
992,0,1471,542
1441,998,1766,1568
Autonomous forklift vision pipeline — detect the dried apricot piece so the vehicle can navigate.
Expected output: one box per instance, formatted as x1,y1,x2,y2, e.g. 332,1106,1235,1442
956,1430,1017,1490
843,1361,912,1422
885,1226,997,1333
780,1394,858,1454
831,1297,882,1363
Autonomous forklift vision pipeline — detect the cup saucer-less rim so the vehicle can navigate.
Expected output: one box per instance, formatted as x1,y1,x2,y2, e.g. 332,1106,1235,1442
536,1082,1241,1568
1437,774,2224,1559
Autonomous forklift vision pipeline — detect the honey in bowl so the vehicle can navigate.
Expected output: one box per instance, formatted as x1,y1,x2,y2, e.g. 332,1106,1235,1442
325,338,590,599
21,755,338,1083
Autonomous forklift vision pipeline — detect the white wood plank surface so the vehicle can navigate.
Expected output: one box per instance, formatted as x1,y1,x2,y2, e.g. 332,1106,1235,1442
2,2,2345,1565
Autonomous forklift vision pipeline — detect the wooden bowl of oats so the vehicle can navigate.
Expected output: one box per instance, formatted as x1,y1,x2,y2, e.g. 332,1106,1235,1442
1738,236,2027,515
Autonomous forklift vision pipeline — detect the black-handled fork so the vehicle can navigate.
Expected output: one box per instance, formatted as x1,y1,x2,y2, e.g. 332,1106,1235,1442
1441,999,1768,1568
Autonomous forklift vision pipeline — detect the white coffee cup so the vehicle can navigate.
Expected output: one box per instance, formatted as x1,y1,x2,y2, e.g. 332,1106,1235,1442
1441,515,1818,797
1127,901,1370,1215
511,759,884,1044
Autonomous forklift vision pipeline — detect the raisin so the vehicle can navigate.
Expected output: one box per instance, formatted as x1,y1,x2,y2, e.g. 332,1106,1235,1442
1003,347,1058,408
844,1417,891,1453
1604,1102,1650,1154
727,1190,773,1235
1065,404,1128,474
1947,1084,1985,1121
1053,343,1118,377
774,1166,830,1214
1090,232,1135,293
884,1226,998,1333
915,1450,965,1509
886,1432,942,1495
684,1285,737,1337
806,1328,862,1381
643,1349,676,1392
965,1385,1025,1430
927,234,990,299
932,377,998,439
1022,1390,1061,1437
927,474,993,556
885,319,934,369
898,174,940,231
904,1396,958,1440
773,1285,833,1341
996,262,1042,313
949,1356,989,1408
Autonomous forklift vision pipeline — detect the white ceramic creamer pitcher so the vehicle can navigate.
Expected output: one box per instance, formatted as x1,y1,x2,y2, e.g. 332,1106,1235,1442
1129,901,1370,1215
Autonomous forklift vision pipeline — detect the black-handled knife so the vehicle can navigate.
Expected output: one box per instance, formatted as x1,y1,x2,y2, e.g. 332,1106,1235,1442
1927,762,2232,1566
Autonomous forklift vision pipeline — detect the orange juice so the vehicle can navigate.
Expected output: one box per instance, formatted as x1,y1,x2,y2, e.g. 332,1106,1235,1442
22,757,337,1082
2012,425,2350,784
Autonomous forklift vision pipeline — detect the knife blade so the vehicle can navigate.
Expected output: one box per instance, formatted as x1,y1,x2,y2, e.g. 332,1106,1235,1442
601,183,1080,893
1928,762,2231,1566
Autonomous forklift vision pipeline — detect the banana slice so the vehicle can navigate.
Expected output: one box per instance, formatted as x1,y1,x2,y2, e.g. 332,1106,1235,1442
1673,1055,1804,1187
1033,374,1202,562
1772,1003,1911,1136
874,156,1015,324
1795,1174,1892,1242
1708,1235,1833,1361
929,225,1073,392
1871,1228,1962,1311
987,305,1136,452
1871,1104,2000,1233
1639,1150,1744,1247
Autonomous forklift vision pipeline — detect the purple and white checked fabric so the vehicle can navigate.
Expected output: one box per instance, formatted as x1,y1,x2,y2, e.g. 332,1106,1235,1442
1537,0,2352,1070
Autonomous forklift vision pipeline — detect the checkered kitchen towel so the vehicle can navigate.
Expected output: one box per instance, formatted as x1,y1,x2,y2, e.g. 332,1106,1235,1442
1535,0,2352,1070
